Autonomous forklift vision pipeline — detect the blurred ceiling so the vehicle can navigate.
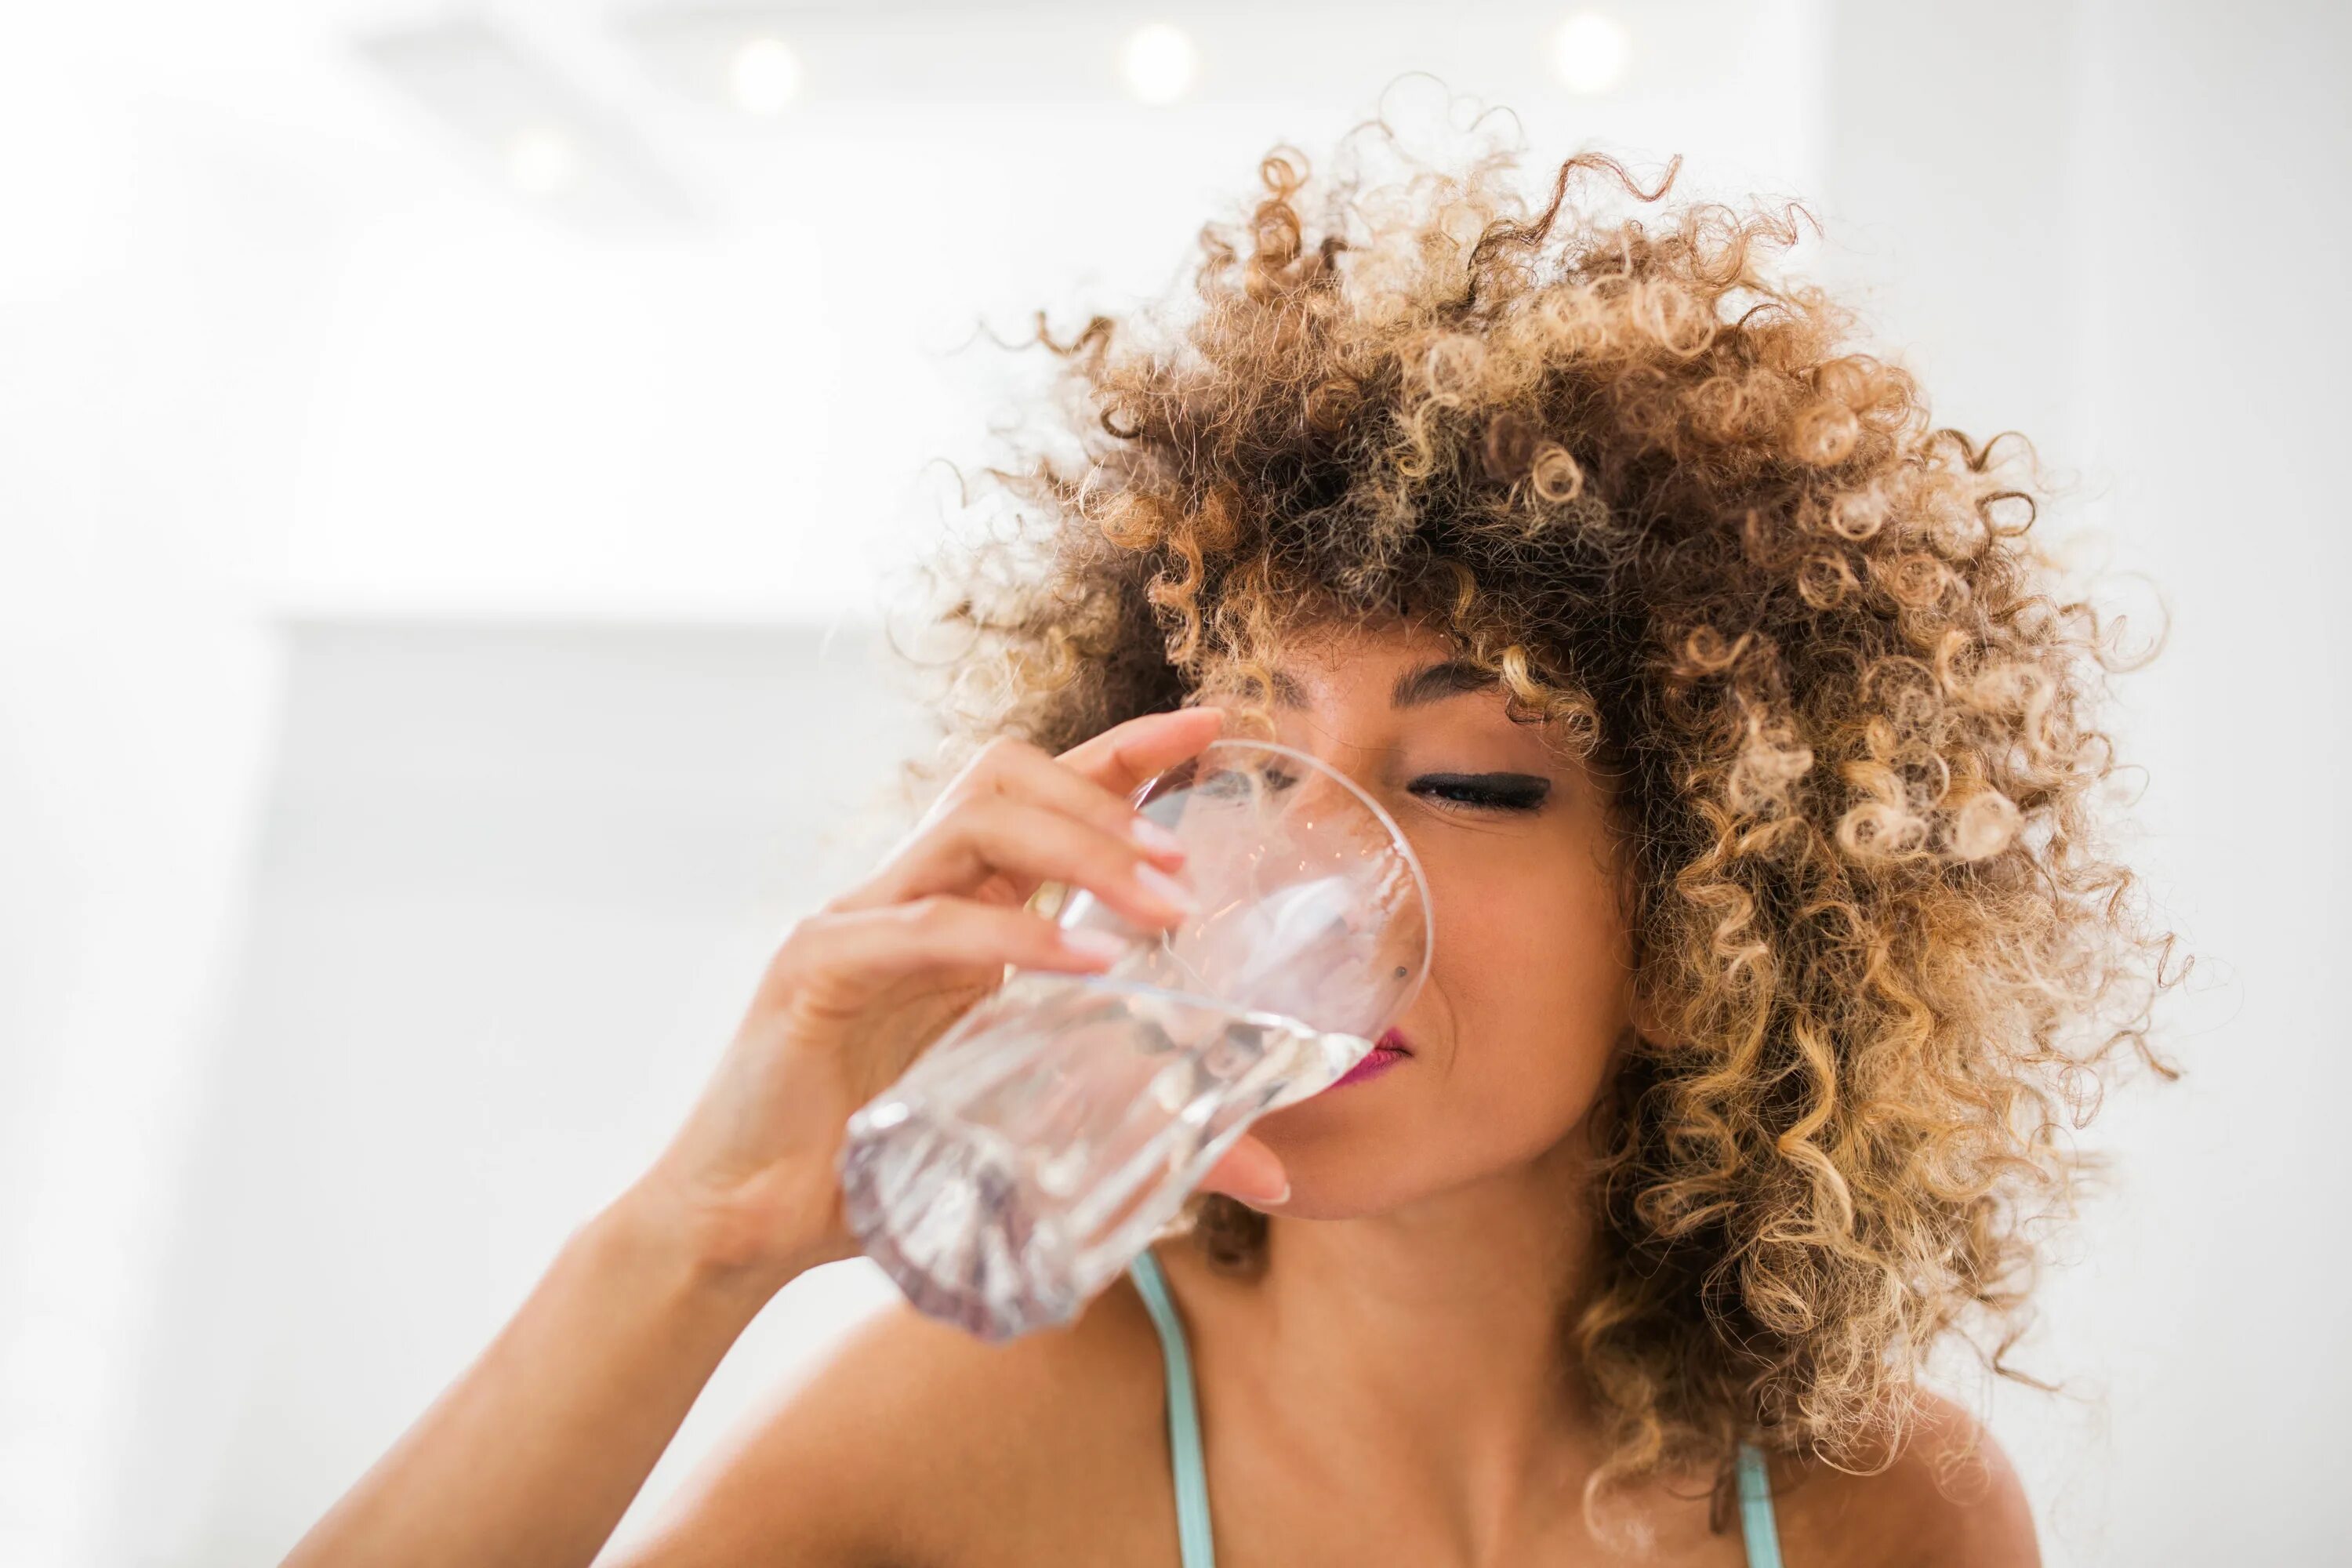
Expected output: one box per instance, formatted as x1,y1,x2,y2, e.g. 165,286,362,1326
336,1,1821,230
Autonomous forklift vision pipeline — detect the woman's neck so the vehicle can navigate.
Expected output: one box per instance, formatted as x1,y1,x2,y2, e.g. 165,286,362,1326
1216,1130,1607,1544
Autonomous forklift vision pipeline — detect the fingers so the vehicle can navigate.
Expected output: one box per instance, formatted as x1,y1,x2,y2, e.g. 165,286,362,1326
1054,705,1227,798
847,794,1196,930
829,714,1220,920
1200,1132,1290,1207
957,731,1194,864
766,895,1129,1016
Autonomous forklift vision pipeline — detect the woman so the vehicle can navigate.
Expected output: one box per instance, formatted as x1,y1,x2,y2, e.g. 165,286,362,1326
285,130,2180,1567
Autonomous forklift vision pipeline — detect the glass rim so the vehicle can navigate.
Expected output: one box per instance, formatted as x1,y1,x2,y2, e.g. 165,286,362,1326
1127,734,1436,1019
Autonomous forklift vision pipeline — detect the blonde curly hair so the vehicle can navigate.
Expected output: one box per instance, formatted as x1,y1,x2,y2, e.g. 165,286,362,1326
898,109,2188,1499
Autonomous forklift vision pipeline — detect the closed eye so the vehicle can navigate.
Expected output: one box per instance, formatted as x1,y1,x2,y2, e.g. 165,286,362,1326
1409,772,1552,814
1201,765,1299,799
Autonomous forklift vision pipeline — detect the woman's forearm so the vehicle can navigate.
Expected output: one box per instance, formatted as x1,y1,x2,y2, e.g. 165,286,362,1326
280,1189,800,1568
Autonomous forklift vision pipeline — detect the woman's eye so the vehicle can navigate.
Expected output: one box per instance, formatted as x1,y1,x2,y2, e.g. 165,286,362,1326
1200,766,1297,799
1408,772,1552,814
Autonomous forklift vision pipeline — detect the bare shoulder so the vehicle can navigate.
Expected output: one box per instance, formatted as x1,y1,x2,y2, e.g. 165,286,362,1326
1772,1392,2039,1568
608,1265,1176,1568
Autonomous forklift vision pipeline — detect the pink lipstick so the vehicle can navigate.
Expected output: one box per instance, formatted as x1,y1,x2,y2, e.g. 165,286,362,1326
1330,1027,1413,1089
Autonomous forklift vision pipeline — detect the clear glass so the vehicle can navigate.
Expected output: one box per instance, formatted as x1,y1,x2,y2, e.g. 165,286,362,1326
836,738,1432,1341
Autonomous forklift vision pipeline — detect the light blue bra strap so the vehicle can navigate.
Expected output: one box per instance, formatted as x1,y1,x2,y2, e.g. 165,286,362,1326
1736,1441,1786,1568
1127,1250,1217,1568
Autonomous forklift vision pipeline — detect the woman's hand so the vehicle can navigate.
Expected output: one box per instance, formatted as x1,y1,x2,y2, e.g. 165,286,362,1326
622,703,1291,1290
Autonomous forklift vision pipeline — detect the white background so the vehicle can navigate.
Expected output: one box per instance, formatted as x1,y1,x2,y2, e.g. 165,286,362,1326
1,2,2343,1563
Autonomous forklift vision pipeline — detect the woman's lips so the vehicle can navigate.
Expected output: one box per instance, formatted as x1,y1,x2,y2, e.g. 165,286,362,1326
1330,1027,1414,1089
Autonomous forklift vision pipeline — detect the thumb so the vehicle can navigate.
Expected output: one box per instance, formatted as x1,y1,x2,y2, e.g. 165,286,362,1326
1199,1132,1289,1207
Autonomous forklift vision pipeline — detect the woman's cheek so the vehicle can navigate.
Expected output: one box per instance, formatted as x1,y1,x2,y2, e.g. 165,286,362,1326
1446,873,1626,1115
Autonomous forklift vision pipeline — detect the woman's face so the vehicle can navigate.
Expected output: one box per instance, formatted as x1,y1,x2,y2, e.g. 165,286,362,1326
1214,618,1645,1220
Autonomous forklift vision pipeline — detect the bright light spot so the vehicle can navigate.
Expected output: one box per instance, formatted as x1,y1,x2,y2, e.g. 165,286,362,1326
504,125,579,194
730,36,801,116
1120,22,1197,105
1552,12,1631,94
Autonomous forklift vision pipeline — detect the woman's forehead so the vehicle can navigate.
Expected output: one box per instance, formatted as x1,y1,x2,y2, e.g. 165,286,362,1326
1253,616,1464,682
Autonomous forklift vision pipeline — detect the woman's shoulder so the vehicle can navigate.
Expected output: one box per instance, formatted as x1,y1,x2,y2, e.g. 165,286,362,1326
1769,1391,2040,1568
612,1258,1180,1568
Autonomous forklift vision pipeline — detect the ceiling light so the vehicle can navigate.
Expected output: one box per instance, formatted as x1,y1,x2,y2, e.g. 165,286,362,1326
356,16,697,227
1120,22,1196,106
1552,12,1630,95
729,36,800,116
505,125,579,194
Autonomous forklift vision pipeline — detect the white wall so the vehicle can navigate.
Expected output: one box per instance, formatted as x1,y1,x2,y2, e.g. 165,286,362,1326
4,2,2345,1564
0,13,367,1563
96,619,927,1564
2051,4,2349,1558
1816,5,2352,1561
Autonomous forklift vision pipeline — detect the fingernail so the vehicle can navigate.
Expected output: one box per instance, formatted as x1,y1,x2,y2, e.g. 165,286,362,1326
1060,928,1131,964
1130,815,1185,858
1266,1179,1290,1205
1133,862,1197,916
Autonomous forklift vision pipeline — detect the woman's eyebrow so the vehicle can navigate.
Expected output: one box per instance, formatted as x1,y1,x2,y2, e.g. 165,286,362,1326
1265,659,1500,710
1389,659,1499,708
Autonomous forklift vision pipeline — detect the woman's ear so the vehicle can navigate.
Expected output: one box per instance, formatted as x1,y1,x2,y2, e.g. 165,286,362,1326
1626,985,1668,1051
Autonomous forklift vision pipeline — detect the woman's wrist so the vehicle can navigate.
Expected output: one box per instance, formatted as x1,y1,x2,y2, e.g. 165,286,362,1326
583,1187,793,1331
594,1162,844,1316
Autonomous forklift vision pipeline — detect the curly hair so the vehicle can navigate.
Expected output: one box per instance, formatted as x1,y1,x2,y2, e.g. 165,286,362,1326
894,108,2188,1501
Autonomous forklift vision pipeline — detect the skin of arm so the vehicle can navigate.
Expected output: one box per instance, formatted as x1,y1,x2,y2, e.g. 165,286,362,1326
278,1185,810,1568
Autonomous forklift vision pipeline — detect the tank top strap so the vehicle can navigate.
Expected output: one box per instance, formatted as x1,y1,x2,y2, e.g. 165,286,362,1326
1127,1247,1217,1568
1735,1440,1786,1568
1128,1250,1785,1568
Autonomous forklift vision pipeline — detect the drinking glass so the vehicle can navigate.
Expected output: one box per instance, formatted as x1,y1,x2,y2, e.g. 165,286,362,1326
835,736,1432,1341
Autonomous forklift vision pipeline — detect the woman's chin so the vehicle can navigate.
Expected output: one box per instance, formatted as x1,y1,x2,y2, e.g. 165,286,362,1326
1236,1194,1374,1221
1231,1103,1449,1218
1225,1170,1416,1222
